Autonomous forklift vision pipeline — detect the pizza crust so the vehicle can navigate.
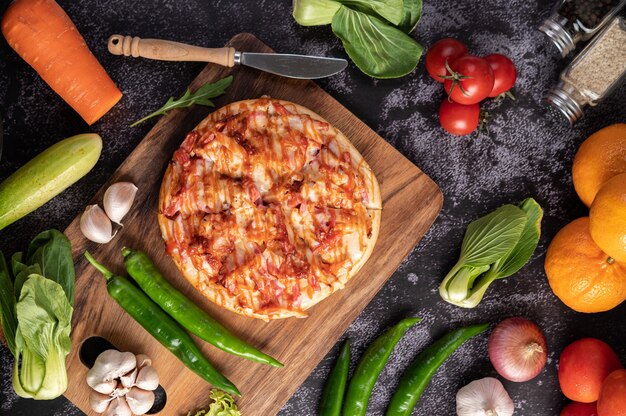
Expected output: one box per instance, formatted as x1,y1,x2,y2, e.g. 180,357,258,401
158,98,381,321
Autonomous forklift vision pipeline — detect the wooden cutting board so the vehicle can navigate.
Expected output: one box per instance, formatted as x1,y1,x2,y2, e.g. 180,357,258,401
63,33,442,415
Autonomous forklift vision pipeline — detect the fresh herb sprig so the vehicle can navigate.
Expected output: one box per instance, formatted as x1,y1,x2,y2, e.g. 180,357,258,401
439,198,543,308
131,75,233,127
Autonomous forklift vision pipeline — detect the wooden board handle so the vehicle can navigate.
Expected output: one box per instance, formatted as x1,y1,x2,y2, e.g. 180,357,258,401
107,35,236,67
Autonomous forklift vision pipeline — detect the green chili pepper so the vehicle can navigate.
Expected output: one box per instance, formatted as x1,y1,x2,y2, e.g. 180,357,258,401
385,323,489,416
343,317,421,416
121,247,283,368
84,251,240,396
319,339,351,416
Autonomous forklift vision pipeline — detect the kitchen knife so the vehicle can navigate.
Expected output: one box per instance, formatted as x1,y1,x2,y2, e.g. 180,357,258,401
107,35,347,79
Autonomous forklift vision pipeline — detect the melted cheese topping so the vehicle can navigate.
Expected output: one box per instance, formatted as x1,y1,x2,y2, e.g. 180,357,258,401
159,98,378,319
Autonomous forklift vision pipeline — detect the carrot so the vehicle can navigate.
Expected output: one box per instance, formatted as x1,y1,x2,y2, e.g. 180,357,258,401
1,0,122,125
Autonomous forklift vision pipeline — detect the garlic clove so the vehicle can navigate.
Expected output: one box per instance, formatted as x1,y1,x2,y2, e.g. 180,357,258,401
87,350,137,392
90,390,114,413
135,354,152,369
103,182,138,224
81,205,117,244
456,377,514,416
120,367,137,389
126,387,155,415
107,396,132,416
89,378,117,395
135,365,159,391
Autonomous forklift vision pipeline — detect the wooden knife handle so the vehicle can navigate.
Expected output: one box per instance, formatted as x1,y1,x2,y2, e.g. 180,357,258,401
107,35,236,67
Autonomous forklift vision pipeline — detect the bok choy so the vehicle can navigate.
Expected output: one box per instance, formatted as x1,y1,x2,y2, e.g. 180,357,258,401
0,229,74,400
439,198,543,308
292,0,424,78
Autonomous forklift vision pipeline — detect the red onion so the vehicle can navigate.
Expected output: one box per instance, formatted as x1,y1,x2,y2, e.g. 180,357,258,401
488,317,548,382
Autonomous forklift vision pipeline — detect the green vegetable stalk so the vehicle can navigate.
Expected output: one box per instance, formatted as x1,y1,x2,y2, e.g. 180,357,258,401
439,198,543,308
0,230,75,400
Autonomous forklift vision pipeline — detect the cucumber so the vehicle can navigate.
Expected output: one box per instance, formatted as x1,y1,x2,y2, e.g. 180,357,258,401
0,133,102,231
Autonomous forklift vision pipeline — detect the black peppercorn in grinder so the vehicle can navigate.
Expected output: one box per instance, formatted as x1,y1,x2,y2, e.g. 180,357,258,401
539,0,626,57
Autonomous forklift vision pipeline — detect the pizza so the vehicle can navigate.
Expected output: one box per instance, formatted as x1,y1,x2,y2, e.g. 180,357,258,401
158,98,381,320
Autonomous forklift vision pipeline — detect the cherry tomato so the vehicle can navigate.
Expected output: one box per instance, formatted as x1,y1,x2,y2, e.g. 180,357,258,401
485,54,517,97
561,402,598,416
443,56,494,105
439,99,479,136
425,38,468,83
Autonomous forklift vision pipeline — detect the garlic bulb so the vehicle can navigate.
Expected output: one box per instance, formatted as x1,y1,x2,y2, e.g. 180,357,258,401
81,205,117,244
103,182,138,224
456,377,514,416
87,350,159,416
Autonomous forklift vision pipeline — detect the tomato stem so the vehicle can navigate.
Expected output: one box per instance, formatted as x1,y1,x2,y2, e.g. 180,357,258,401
441,59,472,99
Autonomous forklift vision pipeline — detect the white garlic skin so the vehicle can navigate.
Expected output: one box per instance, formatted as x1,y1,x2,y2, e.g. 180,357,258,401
107,397,132,416
103,182,138,224
456,377,514,416
126,387,155,415
80,205,117,244
135,365,159,391
90,390,113,413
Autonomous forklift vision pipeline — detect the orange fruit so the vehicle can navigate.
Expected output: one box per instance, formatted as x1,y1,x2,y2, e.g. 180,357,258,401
545,217,626,313
590,173,626,263
558,338,623,403
572,123,626,207
598,370,626,416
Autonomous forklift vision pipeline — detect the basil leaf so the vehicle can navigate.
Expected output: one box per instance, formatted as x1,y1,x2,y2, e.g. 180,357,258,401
459,204,527,267
26,230,75,305
398,0,422,33
0,252,17,356
489,198,543,279
331,5,423,78
337,0,404,25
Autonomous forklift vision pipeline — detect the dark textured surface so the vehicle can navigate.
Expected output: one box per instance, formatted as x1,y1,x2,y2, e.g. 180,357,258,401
0,0,625,415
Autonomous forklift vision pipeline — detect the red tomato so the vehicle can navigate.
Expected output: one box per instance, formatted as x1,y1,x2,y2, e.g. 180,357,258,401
598,370,626,416
485,54,517,97
443,56,494,105
425,38,468,83
559,338,623,403
439,99,479,136
561,402,598,416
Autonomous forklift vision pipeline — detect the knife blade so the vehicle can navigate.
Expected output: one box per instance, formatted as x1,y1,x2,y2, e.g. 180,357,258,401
108,35,348,79
236,52,347,79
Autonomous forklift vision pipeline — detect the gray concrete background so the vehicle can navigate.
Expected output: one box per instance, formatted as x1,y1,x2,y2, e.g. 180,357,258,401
1,0,625,415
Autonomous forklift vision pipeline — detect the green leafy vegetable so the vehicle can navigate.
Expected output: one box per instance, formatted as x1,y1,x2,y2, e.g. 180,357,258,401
293,0,341,26
0,230,75,400
0,253,17,356
331,5,423,79
337,0,404,25
26,229,74,304
292,0,424,78
187,389,241,416
398,0,422,33
13,275,72,399
132,76,233,127
439,199,543,308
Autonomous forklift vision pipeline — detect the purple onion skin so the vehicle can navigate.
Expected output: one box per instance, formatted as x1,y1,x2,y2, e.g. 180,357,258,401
488,317,548,382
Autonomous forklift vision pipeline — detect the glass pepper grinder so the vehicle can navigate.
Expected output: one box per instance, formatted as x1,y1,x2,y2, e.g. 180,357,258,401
539,0,626,56
546,17,626,124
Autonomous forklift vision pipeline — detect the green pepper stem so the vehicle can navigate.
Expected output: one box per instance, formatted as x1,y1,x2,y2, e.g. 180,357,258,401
121,247,132,258
84,251,114,282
